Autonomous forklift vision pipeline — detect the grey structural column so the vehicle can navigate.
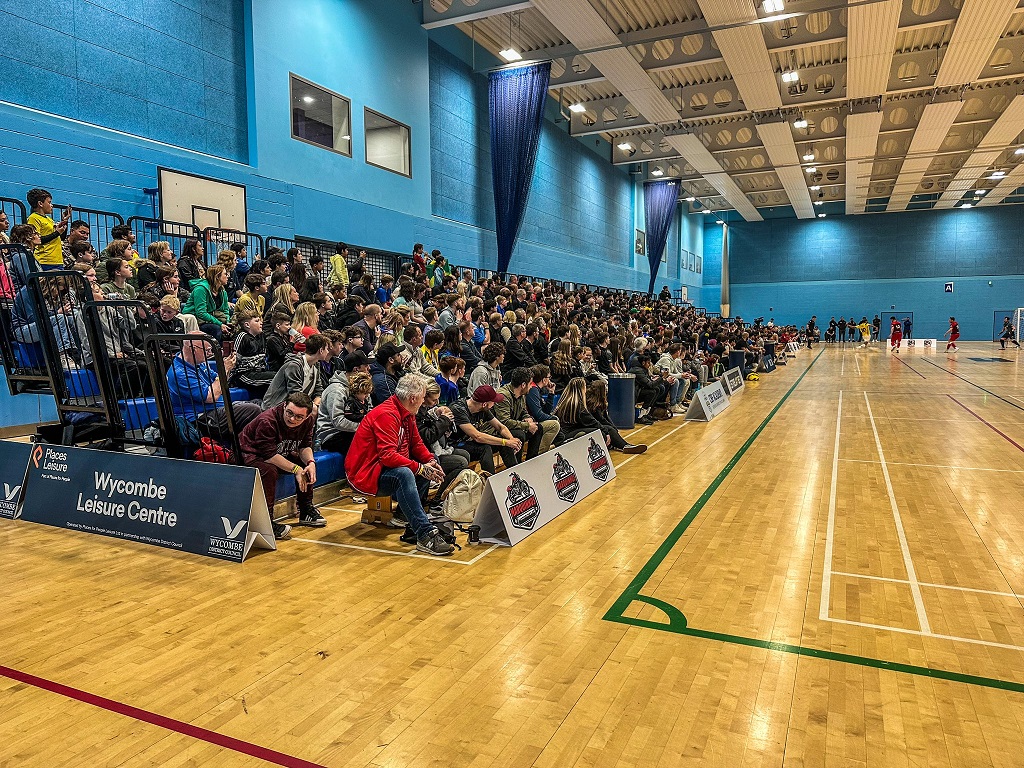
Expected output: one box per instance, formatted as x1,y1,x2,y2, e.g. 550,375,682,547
720,223,730,318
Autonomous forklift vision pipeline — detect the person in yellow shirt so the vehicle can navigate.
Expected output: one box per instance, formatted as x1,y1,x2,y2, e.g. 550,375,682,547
856,318,872,348
235,273,267,316
26,188,69,269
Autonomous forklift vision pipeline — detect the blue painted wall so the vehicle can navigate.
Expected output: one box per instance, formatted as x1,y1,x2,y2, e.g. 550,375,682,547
703,207,1024,338
0,0,249,162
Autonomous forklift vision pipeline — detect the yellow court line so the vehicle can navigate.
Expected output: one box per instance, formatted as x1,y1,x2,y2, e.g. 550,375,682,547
832,570,1024,600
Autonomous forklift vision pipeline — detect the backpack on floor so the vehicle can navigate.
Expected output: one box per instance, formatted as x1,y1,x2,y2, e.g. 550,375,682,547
441,468,484,523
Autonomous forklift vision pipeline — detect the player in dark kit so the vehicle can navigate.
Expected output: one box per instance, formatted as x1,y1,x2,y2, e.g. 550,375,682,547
1000,317,1020,350
945,317,959,353
889,316,902,353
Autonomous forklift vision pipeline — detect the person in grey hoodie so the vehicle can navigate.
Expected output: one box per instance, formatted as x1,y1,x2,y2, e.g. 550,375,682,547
262,333,331,410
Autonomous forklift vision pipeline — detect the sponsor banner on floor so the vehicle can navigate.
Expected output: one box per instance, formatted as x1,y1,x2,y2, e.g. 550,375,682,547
722,367,745,396
18,445,275,562
0,440,31,520
900,338,937,351
761,354,776,373
786,342,800,354
474,431,616,546
685,380,730,422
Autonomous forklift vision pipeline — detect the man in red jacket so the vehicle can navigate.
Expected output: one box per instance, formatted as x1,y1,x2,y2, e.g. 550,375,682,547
345,374,454,556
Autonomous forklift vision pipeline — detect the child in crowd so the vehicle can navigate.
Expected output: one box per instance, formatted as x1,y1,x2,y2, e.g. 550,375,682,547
26,188,70,270
236,273,267,317
265,311,295,373
230,310,276,398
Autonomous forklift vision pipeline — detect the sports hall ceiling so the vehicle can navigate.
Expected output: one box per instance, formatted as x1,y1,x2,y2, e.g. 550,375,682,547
423,0,1024,221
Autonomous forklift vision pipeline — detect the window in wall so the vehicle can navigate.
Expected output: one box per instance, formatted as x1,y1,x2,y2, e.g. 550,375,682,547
364,108,411,177
290,75,352,157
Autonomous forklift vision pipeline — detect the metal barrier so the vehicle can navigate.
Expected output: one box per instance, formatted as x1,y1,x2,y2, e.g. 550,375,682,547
143,332,245,462
56,205,124,255
0,244,50,395
126,217,202,263
203,227,265,262
0,197,27,227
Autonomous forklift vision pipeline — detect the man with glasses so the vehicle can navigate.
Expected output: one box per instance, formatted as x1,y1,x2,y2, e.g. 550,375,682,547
240,391,327,540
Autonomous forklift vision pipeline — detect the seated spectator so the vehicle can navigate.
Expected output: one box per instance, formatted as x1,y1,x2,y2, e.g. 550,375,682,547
166,337,262,438
317,369,373,454
75,281,149,398
229,310,276,398
264,282,298,321
586,378,646,454
149,295,187,361
656,343,695,413
421,328,444,372
494,367,558,461
262,332,331,411
290,301,320,353
100,257,138,300
236,273,267,317
182,264,231,341
61,220,91,269
629,353,670,424
402,324,439,379
459,320,483,370
344,375,454,556
137,240,172,289
68,239,97,266
416,379,471,499
450,385,522,475
176,238,205,289
299,254,322,302
334,295,364,329
554,377,615,447
353,303,382,355
436,293,463,331
435,356,462,405
525,364,561,454
501,323,535,379
240,392,326,540
468,342,504,392
375,274,394,306
550,339,581,394
265,311,294,373
350,273,375,305
370,342,406,406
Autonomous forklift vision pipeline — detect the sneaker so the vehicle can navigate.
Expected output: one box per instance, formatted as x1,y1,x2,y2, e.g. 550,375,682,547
273,522,291,541
637,415,655,425
297,507,327,527
400,525,417,545
387,514,409,529
417,528,455,556
621,443,647,454
351,495,367,504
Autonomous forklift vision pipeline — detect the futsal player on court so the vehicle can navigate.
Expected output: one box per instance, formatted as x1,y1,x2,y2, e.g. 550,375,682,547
856,318,871,348
1000,317,1020,349
945,317,960,353
889,316,902,353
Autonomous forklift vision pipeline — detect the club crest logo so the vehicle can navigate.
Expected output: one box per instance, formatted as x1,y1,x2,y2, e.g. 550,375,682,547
505,472,541,530
551,453,579,503
588,438,610,481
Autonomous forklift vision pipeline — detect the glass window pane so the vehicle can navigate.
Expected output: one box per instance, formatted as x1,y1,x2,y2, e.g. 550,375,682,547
290,75,351,157
364,108,411,178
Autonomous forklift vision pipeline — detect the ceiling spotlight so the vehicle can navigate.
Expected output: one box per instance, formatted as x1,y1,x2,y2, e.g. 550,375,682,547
802,152,815,161
793,118,808,129
810,185,821,191
569,103,587,114
651,168,664,177
991,170,1006,178
814,200,824,206
704,209,713,214
805,166,817,174
341,135,351,141
302,96,315,104
1016,148,1024,155
499,48,522,62
976,189,988,195
817,213,826,218
961,203,973,209
781,70,799,83
685,196,696,202
617,142,633,152
763,0,784,12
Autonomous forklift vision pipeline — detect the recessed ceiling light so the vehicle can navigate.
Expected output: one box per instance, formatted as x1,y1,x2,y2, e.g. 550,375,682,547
499,48,522,62
961,203,973,209
651,168,664,177
810,185,821,191
617,142,633,151
569,103,587,114
762,0,784,12
817,213,826,218
341,135,350,141
704,209,713,214
802,152,815,161
685,196,696,202
991,170,1006,178
302,96,315,104
976,189,988,195
793,118,808,129
805,166,817,174
781,70,799,83
814,200,823,206
1015,148,1024,155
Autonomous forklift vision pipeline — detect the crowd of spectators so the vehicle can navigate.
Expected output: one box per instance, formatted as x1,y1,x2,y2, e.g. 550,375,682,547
3,189,795,556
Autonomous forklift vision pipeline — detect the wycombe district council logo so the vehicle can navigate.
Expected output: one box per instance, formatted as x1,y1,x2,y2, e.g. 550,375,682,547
551,453,579,503
587,438,610,481
505,472,541,531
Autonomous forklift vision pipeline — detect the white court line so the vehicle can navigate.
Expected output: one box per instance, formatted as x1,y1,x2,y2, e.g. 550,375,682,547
822,616,1024,653
839,458,1024,474
831,570,1024,600
613,420,689,469
841,350,845,377
819,391,843,621
854,353,861,376
864,392,932,633
292,537,499,565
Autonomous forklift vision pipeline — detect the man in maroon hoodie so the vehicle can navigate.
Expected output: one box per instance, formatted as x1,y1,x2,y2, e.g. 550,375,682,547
240,392,326,540
344,374,454,556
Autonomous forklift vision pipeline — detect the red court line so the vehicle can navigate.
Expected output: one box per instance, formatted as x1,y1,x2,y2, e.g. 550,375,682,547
0,664,327,768
948,396,1024,454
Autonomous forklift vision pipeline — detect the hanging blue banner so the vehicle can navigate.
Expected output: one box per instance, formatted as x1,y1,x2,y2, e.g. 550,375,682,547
18,445,275,562
0,440,31,520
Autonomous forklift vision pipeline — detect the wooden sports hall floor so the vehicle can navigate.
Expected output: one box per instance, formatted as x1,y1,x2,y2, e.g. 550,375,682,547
4,342,1024,767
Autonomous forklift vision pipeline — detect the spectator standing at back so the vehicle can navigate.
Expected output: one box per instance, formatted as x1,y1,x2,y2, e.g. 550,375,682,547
872,315,881,342
328,242,350,289
903,316,913,340
240,392,327,540
26,188,70,270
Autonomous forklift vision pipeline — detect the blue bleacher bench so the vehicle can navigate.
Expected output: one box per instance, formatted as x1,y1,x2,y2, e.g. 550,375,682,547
274,450,346,500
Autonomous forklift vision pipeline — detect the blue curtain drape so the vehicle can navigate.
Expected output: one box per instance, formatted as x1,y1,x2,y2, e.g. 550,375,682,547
643,179,680,295
489,62,551,275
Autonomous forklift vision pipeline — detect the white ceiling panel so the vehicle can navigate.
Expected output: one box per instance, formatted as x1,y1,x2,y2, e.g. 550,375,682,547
885,100,963,211
847,0,902,99
756,121,814,218
935,0,1020,87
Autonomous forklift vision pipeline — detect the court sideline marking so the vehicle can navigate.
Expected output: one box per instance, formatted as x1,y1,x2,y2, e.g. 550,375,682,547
948,395,1024,454
0,664,327,768
603,349,1024,694
919,357,1024,412
818,390,842,621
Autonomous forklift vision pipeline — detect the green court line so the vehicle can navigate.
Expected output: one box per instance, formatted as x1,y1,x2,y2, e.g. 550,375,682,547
602,349,1024,694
